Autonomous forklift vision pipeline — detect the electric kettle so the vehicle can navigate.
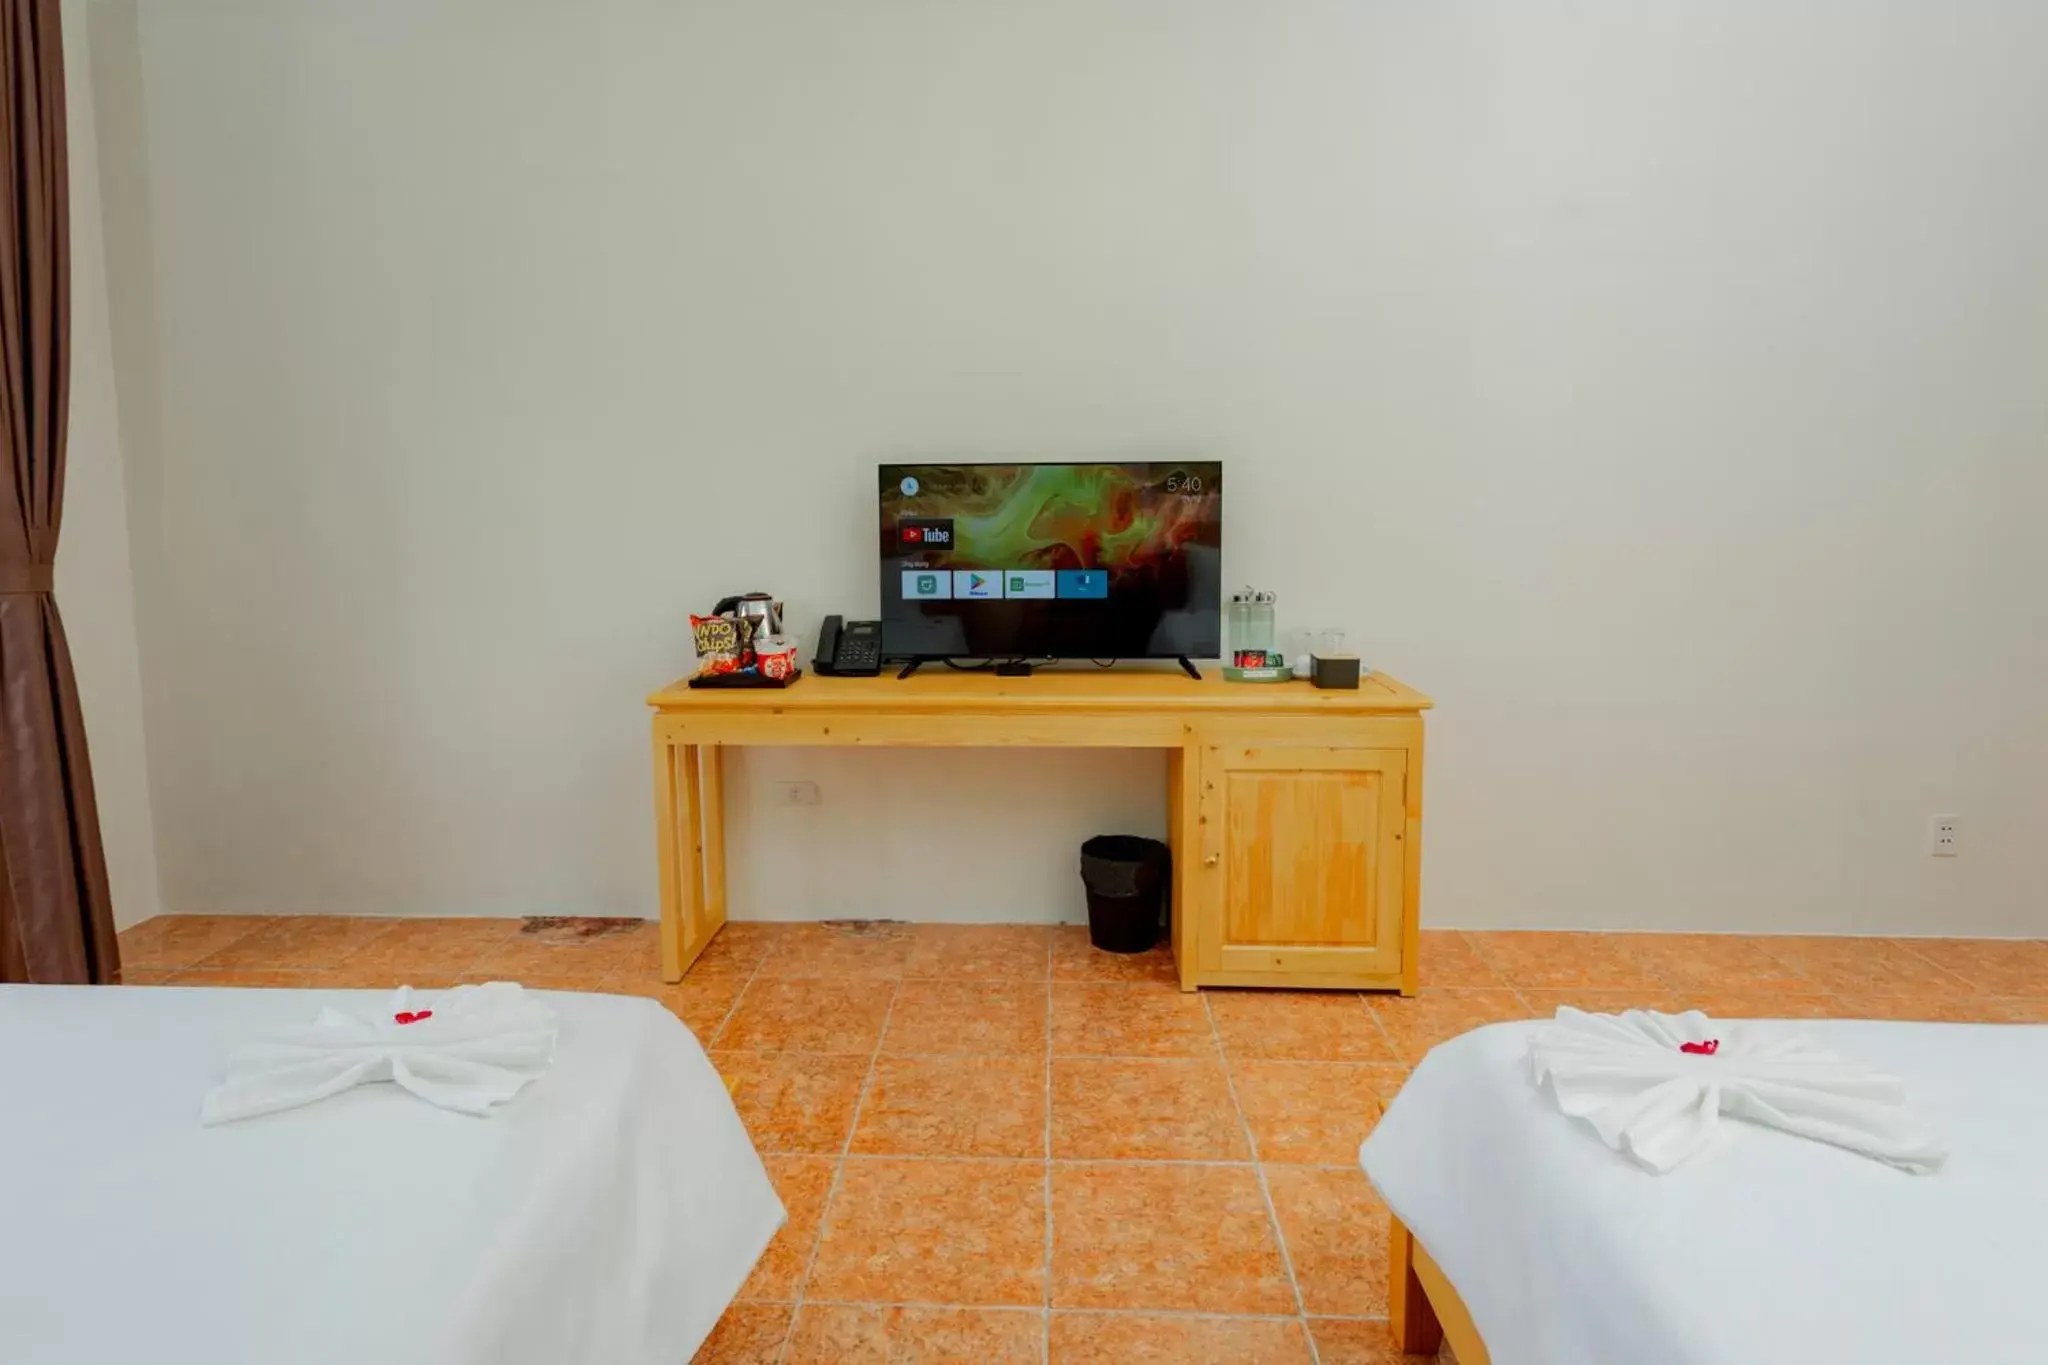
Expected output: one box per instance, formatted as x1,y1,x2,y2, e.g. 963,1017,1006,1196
713,593,784,639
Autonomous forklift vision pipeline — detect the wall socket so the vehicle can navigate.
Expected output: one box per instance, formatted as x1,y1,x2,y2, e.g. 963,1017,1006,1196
1929,814,1961,857
773,780,823,807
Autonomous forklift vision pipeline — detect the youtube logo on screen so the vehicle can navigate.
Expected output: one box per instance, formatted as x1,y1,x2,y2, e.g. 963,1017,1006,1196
898,518,954,548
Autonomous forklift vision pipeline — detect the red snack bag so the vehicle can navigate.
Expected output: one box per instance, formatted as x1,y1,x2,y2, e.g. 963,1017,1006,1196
690,614,756,677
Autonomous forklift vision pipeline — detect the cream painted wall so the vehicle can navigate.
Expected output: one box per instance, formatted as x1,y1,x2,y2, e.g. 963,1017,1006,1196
90,0,2048,934
58,0,160,930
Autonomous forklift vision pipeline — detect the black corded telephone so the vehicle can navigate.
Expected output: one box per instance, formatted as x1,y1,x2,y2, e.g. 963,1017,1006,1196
813,615,883,676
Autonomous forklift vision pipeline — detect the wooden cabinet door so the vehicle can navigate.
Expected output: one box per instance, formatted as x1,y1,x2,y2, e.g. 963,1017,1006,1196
1196,744,1408,980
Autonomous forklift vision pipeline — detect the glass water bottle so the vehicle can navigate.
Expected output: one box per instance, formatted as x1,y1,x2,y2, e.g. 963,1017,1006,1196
1230,588,1276,664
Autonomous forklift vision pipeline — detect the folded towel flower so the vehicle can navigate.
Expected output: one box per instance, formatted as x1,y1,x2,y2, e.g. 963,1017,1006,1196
1529,1007,1945,1175
201,982,559,1126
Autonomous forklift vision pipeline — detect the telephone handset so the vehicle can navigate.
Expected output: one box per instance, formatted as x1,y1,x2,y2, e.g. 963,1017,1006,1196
813,615,883,676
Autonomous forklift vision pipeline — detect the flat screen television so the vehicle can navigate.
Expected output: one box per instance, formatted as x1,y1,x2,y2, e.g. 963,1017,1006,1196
879,461,1222,661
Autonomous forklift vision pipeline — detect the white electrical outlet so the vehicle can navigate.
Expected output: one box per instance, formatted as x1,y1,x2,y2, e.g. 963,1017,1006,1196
1929,814,1961,857
774,780,823,807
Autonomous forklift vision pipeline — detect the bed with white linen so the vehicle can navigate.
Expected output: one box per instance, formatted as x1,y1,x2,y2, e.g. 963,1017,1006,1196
0,983,783,1365
1361,1017,2048,1365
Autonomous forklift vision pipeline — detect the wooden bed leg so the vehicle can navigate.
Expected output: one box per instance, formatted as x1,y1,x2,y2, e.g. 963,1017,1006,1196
1390,1216,1444,1356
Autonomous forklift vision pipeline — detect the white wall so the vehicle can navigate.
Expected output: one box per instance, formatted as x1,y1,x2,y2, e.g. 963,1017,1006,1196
90,0,2048,935
58,0,160,930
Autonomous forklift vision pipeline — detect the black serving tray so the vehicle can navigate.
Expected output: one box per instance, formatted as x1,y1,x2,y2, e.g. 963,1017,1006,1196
687,667,803,690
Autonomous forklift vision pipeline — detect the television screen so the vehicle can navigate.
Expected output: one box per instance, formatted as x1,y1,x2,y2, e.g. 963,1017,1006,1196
879,461,1222,661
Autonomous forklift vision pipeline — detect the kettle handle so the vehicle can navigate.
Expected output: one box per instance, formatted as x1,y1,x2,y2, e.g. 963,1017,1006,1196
712,595,743,616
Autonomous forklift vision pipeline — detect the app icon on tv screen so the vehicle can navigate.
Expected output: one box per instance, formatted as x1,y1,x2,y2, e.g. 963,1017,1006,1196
954,570,1002,599
1056,569,1109,599
1005,570,1055,599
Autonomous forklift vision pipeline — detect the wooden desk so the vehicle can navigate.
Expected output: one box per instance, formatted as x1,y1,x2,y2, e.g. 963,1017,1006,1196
646,667,1432,992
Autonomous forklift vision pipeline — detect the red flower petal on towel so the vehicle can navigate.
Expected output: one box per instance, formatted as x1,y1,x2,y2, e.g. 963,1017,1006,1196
1679,1039,1719,1056
394,1010,433,1026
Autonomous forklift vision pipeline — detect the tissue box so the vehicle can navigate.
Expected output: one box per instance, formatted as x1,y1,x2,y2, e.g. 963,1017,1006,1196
1309,654,1360,689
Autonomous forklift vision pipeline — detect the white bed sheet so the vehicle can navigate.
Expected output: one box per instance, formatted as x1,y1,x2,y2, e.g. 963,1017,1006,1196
1361,1018,2048,1365
0,984,784,1365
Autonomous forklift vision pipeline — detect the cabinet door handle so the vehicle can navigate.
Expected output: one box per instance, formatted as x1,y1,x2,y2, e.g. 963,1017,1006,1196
1203,853,1219,867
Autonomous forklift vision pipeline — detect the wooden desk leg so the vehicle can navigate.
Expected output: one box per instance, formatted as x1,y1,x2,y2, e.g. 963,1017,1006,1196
1397,811,1424,997
653,730,711,984
1168,744,1201,993
699,745,728,934
653,729,686,983
677,744,708,974
1389,1217,1444,1355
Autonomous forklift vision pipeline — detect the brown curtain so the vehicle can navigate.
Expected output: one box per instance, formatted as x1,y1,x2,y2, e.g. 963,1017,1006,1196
0,0,116,985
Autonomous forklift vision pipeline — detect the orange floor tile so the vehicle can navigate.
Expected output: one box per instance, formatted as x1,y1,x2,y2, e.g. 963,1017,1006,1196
113,915,2048,1362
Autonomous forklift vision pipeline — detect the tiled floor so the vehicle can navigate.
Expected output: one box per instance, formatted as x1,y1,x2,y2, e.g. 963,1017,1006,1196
115,916,2048,1363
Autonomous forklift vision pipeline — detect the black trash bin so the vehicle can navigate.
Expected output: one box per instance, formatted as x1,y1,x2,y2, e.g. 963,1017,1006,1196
1079,834,1171,954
